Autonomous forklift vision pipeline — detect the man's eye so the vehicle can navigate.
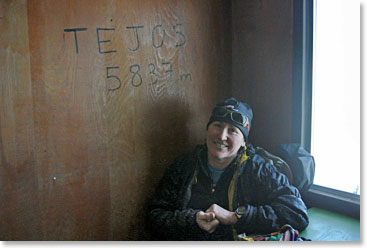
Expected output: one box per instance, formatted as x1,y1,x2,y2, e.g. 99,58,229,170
229,128,239,134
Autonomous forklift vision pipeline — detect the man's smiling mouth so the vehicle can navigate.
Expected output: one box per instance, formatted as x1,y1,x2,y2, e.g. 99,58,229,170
214,141,228,149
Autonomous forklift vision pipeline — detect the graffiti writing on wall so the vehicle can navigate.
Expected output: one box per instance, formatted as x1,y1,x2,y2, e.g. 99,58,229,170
64,24,192,91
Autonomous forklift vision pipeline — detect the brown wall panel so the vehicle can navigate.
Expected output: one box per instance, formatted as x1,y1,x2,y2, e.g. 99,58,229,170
232,0,294,153
0,0,231,240
0,0,41,240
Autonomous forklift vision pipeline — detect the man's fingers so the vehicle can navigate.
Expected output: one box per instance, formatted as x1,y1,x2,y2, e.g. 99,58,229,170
206,212,215,221
198,211,215,221
205,206,214,213
196,211,220,233
207,219,220,233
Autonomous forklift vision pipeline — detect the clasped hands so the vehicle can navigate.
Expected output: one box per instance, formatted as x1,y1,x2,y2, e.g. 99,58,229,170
195,204,238,233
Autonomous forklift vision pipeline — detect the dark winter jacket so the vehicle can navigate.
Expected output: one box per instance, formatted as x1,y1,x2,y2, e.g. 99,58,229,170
147,144,309,240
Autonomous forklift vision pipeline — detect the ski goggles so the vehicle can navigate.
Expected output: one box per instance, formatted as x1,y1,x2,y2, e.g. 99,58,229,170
212,105,250,129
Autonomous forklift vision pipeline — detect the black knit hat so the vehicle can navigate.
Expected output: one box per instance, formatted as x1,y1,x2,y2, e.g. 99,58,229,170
207,97,253,141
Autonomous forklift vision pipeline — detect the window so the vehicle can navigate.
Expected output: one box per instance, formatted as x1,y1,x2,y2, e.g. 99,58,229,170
311,0,360,195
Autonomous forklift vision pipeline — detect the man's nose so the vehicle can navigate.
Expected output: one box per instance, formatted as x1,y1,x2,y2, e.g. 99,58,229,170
218,128,228,140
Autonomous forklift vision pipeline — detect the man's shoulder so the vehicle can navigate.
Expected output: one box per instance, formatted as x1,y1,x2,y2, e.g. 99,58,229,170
166,144,205,171
243,152,278,178
172,144,205,161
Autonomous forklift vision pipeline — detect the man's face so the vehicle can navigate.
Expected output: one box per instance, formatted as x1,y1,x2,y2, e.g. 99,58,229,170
206,121,245,166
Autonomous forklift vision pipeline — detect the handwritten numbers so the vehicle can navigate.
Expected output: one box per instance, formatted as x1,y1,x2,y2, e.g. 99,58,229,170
106,67,122,91
162,62,173,80
148,63,158,86
105,63,190,89
64,23,191,92
129,64,143,87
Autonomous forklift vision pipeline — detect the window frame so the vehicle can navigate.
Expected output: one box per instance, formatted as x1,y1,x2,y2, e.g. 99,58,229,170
303,185,360,219
292,0,360,219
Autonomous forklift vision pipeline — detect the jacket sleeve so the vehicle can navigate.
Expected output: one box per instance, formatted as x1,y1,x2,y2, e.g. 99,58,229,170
234,156,309,235
147,155,202,240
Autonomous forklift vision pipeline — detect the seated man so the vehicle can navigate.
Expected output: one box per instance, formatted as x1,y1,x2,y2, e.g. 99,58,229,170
147,97,309,240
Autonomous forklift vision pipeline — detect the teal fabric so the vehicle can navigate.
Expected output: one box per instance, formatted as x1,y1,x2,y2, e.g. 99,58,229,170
208,164,225,187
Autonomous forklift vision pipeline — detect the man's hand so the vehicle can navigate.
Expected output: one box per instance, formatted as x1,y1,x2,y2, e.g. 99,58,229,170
196,211,220,233
205,204,238,225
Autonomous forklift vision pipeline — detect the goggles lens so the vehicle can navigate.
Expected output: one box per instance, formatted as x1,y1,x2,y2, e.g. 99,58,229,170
212,106,247,125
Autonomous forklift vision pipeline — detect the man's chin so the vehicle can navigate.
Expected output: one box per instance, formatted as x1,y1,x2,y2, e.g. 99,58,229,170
212,154,234,162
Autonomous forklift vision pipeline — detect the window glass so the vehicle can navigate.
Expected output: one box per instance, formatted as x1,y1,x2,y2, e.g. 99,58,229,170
311,0,360,194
